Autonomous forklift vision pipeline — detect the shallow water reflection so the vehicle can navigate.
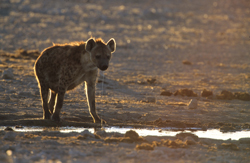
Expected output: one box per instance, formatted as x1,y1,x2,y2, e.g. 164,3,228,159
1,126,250,140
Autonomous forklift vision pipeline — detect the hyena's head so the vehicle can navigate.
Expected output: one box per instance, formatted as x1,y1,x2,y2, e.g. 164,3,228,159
85,38,116,71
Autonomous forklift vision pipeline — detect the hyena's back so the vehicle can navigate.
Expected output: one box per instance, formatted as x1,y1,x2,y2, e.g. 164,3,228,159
34,43,86,91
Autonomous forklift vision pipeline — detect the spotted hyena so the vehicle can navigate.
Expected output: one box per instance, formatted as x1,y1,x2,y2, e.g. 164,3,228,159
34,38,116,123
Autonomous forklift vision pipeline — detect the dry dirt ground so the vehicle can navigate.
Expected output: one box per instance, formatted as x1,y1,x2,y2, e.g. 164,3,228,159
0,0,250,162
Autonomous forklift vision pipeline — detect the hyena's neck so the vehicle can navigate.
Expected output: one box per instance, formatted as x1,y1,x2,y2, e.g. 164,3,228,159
81,52,98,72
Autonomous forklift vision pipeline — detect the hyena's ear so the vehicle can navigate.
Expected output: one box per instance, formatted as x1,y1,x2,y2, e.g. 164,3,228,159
107,38,116,53
85,38,96,52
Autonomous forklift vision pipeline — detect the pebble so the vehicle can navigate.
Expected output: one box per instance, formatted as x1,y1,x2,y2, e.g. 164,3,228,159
80,130,95,138
2,68,14,79
174,89,198,97
182,60,192,65
201,89,213,97
216,90,234,100
125,130,139,140
4,127,14,131
188,99,198,109
176,132,199,141
160,90,172,96
184,136,197,145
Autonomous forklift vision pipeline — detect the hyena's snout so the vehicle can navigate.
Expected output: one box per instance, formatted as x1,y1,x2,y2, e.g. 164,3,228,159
99,64,108,71
98,60,109,71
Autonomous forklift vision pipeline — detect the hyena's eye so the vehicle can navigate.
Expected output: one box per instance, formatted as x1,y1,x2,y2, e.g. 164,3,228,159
96,55,101,59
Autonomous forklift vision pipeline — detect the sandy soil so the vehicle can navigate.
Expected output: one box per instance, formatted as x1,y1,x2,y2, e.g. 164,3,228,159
0,0,250,162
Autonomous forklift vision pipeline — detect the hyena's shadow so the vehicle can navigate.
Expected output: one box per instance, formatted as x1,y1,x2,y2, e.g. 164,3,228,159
96,76,144,99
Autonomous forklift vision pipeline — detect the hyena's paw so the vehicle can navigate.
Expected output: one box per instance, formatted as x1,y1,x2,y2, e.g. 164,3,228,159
43,111,52,120
94,118,107,125
51,114,60,122
101,119,107,125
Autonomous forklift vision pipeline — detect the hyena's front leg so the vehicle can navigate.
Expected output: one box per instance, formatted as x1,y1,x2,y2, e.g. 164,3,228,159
51,87,66,122
85,81,102,123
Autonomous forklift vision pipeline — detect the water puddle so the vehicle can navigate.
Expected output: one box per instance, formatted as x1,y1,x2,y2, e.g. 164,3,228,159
1,126,250,140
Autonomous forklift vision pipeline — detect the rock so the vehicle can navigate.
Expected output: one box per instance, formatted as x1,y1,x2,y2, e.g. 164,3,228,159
216,90,250,101
234,92,250,101
184,136,197,145
4,127,14,131
125,130,139,140
201,89,213,97
160,90,172,96
136,143,155,150
2,68,14,79
6,150,12,156
147,78,156,84
176,132,199,142
174,88,198,97
182,60,192,65
216,90,234,100
15,125,23,129
188,99,198,109
80,130,95,138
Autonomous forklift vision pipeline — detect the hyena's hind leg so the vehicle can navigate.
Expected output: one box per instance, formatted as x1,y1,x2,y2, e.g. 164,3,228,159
51,87,66,122
39,84,51,119
48,90,57,114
